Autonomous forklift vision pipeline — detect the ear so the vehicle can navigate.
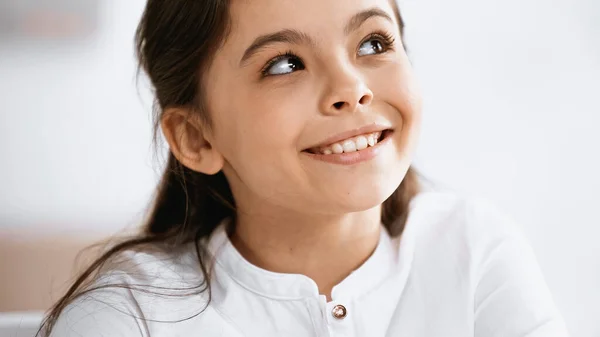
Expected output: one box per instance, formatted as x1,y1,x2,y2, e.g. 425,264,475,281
161,108,224,175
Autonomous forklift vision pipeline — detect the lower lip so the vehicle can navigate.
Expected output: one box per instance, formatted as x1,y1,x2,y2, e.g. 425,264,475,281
301,130,394,165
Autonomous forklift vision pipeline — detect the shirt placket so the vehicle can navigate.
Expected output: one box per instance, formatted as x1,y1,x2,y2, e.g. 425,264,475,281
324,300,354,337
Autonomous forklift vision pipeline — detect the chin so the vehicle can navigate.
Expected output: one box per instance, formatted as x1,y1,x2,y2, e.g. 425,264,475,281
328,167,407,213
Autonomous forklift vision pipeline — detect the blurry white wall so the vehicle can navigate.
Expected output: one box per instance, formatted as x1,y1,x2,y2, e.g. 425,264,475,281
0,0,598,335
0,0,156,234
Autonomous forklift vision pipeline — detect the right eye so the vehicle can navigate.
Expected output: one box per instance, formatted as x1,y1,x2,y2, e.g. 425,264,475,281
262,52,305,76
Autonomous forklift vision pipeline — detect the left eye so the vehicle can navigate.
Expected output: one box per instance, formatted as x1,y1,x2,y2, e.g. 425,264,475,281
358,38,389,56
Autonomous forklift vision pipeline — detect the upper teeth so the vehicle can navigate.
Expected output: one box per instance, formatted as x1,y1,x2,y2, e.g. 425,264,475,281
315,131,382,155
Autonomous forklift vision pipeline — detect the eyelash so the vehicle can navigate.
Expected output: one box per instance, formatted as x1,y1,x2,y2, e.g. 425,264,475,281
260,30,396,77
260,50,299,76
362,30,396,52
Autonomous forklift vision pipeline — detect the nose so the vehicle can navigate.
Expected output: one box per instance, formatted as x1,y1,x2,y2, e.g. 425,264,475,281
319,65,373,115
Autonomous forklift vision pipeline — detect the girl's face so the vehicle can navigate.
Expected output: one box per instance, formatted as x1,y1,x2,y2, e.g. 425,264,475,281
204,0,421,215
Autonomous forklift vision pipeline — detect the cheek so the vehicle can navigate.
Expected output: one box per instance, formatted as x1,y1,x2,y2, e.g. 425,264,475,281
236,88,308,151
214,86,311,187
372,57,423,130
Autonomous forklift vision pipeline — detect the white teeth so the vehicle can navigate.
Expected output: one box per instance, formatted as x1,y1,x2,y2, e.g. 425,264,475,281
367,135,375,147
313,131,383,155
342,139,357,152
331,143,344,154
355,136,368,150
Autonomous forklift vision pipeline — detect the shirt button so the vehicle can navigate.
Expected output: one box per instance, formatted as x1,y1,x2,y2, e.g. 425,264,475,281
331,304,347,319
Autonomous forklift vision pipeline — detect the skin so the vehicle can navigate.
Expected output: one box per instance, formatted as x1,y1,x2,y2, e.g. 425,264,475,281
162,0,422,299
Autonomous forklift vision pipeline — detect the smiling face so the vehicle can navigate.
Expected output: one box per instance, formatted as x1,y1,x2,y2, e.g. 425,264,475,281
201,0,422,216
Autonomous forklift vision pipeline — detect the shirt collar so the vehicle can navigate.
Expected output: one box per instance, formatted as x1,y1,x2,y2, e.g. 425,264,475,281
207,219,403,301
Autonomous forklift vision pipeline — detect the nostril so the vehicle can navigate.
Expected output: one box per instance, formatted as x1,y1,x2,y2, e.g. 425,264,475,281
333,101,345,109
359,94,372,105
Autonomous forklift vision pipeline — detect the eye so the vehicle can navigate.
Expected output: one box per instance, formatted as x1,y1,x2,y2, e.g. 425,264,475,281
357,32,395,56
262,52,306,77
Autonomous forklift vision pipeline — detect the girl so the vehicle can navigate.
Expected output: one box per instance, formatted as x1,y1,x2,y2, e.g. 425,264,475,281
40,0,569,336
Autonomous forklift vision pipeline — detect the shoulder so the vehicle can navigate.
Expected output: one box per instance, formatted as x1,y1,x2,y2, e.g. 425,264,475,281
407,190,525,245
405,190,532,277
50,243,212,337
407,193,569,335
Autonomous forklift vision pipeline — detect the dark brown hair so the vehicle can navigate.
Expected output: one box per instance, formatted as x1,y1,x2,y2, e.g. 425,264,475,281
37,0,419,335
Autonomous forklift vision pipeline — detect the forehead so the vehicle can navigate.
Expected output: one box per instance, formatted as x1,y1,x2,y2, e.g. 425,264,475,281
225,0,398,52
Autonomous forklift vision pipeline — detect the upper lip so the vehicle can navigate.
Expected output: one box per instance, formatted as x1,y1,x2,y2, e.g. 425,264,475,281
303,123,392,151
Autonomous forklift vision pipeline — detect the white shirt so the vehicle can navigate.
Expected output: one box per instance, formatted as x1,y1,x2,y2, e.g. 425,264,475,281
52,192,569,336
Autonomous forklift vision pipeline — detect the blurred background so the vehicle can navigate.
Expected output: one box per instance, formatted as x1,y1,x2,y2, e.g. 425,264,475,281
0,0,598,336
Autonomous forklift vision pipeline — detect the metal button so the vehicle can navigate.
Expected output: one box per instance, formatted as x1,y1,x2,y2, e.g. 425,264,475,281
331,304,347,319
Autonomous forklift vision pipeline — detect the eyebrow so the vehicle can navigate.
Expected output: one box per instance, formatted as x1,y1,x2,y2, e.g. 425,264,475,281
239,7,394,66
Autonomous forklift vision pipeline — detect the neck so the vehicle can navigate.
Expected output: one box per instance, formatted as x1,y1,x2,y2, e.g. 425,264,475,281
230,205,382,300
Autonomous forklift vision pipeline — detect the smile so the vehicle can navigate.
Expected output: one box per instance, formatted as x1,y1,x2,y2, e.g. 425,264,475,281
302,129,394,165
305,130,388,155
